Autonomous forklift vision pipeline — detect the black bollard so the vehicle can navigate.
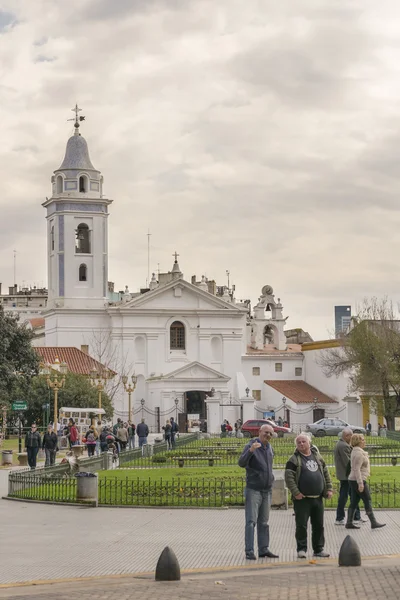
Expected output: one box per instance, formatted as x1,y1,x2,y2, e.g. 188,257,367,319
155,546,181,581
338,535,361,567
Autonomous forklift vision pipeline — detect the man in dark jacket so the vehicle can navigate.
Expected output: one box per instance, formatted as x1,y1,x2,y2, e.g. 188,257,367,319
238,424,279,561
285,434,333,559
25,423,41,470
334,428,363,525
136,419,149,448
42,424,58,467
170,417,179,448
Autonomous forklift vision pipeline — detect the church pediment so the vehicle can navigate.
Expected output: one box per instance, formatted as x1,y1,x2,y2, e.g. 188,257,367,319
118,279,246,313
150,361,230,382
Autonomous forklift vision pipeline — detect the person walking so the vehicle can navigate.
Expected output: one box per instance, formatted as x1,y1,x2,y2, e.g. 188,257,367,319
117,422,129,451
128,422,136,449
85,426,97,457
136,419,149,448
365,420,372,436
67,418,79,447
346,433,385,529
238,424,279,560
334,428,364,525
285,433,333,559
95,421,102,456
25,423,41,470
170,417,179,448
42,424,58,467
163,420,172,449
99,427,110,453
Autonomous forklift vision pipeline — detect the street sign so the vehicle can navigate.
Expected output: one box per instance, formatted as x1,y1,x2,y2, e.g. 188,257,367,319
12,401,28,411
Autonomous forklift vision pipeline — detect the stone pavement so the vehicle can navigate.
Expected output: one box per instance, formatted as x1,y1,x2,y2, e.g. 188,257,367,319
1,467,400,587
1,558,400,599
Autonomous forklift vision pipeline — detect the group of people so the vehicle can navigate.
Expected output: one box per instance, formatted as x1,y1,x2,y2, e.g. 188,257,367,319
25,423,58,469
238,424,385,561
221,419,243,437
161,418,179,449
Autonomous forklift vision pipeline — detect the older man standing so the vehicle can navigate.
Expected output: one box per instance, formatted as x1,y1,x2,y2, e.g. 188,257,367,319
285,434,333,559
334,427,364,525
238,424,279,561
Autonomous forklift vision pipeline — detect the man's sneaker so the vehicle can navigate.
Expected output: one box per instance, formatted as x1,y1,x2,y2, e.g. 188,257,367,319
297,550,307,559
335,519,345,525
313,551,330,558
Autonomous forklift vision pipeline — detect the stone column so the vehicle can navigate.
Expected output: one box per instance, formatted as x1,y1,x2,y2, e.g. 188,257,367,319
205,397,221,434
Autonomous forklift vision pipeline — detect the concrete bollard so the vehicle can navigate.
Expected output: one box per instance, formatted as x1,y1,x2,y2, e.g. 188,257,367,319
338,535,361,567
75,472,98,506
155,546,181,581
271,476,288,509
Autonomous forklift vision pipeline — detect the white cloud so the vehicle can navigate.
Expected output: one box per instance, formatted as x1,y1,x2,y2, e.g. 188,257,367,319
1,0,400,338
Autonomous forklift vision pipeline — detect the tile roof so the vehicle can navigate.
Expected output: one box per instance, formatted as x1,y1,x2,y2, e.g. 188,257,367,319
28,318,45,329
246,344,302,355
36,347,115,376
264,380,338,404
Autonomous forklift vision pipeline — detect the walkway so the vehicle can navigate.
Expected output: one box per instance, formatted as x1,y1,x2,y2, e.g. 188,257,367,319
1,478,400,585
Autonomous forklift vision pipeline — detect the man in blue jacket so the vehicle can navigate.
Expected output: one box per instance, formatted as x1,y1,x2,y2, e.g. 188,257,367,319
238,424,279,560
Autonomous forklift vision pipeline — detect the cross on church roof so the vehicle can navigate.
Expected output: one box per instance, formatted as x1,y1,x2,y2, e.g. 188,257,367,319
67,103,85,134
173,251,179,263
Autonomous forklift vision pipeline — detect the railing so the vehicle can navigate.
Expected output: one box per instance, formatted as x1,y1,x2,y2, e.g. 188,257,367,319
8,471,77,502
7,470,400,509
387,431,400,442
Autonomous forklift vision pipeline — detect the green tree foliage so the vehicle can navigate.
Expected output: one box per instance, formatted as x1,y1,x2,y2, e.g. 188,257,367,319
0,307,39,407
16,372,114,427
319,298,400,430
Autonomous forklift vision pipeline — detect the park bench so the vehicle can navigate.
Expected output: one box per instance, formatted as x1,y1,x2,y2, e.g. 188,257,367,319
173,456,222,467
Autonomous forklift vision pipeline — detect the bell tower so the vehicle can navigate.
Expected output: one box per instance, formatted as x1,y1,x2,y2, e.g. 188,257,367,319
43,105,113,309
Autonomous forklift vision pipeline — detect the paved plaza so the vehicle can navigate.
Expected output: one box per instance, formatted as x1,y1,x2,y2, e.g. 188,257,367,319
1,469,400,591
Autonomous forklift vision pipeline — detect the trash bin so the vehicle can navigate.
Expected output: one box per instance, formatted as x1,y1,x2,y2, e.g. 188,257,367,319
75,472,98,505
2,450,13,466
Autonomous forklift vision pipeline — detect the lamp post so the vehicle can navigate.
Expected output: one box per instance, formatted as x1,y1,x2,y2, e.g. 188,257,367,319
245,387,250,398
90,368,109,410
122,373,137,423
40,358,68,434
140,398,145,419
174,397,179,423
282,396,287,424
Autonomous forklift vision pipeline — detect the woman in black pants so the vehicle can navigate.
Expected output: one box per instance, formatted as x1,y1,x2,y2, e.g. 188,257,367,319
346,433,385,529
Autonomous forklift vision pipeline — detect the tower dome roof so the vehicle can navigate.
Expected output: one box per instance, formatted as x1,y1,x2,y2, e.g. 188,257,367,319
58,133,97,171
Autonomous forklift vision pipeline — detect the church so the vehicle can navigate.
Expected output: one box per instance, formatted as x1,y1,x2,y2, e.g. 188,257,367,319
42,110,364,433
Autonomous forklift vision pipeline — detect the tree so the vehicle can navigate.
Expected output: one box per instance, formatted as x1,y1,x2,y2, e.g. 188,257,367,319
318,298,400,430
11,372,114,428
0,307,39,407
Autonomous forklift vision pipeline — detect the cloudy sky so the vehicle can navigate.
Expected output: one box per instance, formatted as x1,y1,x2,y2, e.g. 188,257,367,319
1,0,400,339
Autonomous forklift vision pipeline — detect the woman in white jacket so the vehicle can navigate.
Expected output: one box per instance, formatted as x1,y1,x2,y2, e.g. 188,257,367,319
346,433,385,529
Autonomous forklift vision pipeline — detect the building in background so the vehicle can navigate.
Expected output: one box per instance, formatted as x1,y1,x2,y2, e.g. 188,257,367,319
335,305,352,337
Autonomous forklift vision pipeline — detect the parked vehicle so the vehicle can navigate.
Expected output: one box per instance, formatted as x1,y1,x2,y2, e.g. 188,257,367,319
242,419,291,438
305,418,366,437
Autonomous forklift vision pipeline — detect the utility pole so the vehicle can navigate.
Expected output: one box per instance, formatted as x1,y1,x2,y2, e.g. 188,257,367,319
226,269,230,291
147,229,151,287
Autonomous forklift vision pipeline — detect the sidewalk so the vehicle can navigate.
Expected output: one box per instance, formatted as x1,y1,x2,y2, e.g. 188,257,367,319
1,557,399,599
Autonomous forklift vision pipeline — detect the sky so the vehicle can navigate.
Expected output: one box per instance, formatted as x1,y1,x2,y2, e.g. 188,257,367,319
1,0,400,340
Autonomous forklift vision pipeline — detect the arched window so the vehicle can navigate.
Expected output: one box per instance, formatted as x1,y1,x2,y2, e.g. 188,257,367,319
50,224,54,251
170,321,185,350
75,223,91,254
79,264,87,282
79,175,88,193
56,175,63,194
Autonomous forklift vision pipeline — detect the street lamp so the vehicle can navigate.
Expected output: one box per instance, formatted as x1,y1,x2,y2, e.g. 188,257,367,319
122,373,137,423
245,387,250,398
282,396,287,424
174,397,179,423
90,368,109,410
140,397,145,419
40,358,68,433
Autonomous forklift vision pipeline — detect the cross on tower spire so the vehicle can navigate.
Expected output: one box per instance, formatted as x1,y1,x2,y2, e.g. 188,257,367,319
68,103,85,135
173,251,179,263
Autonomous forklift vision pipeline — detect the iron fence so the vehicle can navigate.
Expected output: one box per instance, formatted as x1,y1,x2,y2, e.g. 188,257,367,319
8,471,77,502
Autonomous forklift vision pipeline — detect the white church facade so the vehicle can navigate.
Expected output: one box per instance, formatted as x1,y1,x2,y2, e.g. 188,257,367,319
42,112,364,433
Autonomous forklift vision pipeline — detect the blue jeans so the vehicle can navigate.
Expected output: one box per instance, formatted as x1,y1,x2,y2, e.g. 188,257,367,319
244,488,272,554
336,480,361,522
128,436,135,449
139,436,147,448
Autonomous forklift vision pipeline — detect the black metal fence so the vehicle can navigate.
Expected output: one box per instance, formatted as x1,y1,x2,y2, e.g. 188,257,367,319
8,471,77,502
